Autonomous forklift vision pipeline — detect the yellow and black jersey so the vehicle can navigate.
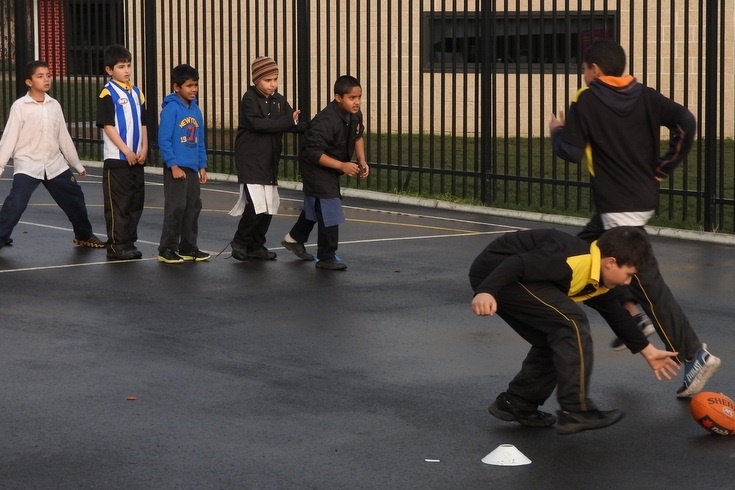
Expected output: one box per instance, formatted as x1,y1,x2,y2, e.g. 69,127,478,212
468,228,648,353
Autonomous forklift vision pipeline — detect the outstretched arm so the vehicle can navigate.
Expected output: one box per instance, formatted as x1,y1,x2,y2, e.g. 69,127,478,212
639,343,680,381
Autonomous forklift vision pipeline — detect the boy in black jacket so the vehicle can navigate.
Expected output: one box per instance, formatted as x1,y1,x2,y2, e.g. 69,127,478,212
281,75,369,270
469,227,680,435
229,57,303,261
548,40,719,397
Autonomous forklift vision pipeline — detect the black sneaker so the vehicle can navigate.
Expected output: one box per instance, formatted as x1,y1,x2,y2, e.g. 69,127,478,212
555,409,625,435
178,250,210,262
488,392,556,428
107,247,142,261
281,239,314,261
246,247,277,260
315,258,347,271
157,249,184,264
610,312,656,351
73,234,105,248
0,237,12,248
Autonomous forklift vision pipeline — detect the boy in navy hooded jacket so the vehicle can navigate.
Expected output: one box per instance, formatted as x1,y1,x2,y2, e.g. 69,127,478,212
157,64,209,263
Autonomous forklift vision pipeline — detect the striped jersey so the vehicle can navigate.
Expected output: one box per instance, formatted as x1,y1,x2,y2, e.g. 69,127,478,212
96,80,146,161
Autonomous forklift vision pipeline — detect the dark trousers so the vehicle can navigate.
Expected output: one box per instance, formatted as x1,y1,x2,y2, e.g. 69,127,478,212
103,165,145,251
0,170,93,242
232,186,273,252
288,204,339,261
494,282,596,413
579,214,701,360
158,167,202,253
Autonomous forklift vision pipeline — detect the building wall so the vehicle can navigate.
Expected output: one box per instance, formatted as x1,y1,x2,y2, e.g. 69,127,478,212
135,0,734,138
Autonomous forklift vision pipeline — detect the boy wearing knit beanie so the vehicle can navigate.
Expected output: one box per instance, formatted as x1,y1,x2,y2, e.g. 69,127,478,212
228,56,305,260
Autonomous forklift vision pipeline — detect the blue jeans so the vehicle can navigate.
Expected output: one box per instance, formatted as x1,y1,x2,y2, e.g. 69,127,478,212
0,170,93,243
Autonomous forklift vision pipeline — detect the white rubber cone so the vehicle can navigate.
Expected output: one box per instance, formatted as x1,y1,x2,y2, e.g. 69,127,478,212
481,444,532,466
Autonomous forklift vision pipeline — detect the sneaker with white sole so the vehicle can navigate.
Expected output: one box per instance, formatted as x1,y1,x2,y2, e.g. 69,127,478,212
178,250,210,262
158,249,184,264
676,343,721,398
610,312,656,351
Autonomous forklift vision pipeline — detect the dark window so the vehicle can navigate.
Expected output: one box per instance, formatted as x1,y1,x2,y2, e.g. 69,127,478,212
422,11,617,72
66,0,124,75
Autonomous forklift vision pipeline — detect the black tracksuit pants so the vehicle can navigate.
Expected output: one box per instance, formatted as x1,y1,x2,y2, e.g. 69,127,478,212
103,164,145,252
232,186,273,253
492,281,597,413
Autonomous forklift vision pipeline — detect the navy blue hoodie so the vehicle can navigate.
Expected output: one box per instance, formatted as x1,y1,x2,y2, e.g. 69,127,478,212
158,92,207,172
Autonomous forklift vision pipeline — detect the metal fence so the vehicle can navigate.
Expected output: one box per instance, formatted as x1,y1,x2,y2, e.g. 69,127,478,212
1,0,733,232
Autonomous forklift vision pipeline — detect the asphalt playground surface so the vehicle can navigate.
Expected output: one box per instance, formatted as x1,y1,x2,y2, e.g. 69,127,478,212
1,166,734,489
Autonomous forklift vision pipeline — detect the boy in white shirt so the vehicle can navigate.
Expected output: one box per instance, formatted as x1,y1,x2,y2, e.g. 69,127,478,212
0,60,104,250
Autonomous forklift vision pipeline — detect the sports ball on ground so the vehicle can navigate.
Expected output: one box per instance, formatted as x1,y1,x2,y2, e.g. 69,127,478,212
690,391,735,436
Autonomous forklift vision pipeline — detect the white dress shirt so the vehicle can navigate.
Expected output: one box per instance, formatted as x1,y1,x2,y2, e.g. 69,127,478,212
0,93,85,179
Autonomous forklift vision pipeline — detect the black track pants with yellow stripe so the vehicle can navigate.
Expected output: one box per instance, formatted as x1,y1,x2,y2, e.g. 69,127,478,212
495,281,598,413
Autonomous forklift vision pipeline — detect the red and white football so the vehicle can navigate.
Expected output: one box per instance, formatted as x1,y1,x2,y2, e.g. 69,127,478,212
690,391,735,436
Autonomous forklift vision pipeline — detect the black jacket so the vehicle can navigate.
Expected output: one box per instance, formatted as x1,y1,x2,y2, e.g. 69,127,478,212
551,76,696,214
469,229,649,353
299,100,364,198
233,88,304,185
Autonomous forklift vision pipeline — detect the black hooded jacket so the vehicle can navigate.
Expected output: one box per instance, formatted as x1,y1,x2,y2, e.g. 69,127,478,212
551,76,696,214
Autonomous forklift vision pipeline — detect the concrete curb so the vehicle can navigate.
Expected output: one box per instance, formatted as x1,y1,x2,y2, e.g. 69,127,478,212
82,160,735,246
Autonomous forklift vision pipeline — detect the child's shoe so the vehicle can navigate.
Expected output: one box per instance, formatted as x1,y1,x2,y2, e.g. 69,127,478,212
315,258,347,270
73,234,105,248
178,249,210,262
676,343,721,398
555,408,625,435
488,392,556,428
281,235,314,261
158,249,184,264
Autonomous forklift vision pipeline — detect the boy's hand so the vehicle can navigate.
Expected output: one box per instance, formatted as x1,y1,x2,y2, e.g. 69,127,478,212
171,165,186,179
639,343,680,380
293,109,301,124
136,148,148,165
548,110,565,133
342,161,361,177
472,292,498,316
358,160,370,178
79,169,88,177
199,169,208,184
123,148,138,165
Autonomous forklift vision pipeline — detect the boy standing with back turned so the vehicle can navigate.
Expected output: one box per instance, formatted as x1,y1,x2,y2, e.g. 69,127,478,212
96,44,148,261
281,75,369,270
548,40,720,398
157,64,209,264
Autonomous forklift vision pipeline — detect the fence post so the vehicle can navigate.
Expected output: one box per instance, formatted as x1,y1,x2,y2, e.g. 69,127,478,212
703,0,718,231
144,0,158,148
297,0,311,119
480,0,494,205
